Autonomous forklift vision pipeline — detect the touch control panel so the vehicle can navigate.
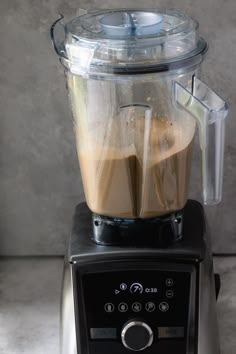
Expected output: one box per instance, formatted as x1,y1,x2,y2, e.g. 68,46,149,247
75,264,196,354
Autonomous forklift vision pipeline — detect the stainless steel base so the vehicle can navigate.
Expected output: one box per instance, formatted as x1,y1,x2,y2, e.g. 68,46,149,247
60,256,220,354
60,261,77,354
198,250,220,354
60,201,220,354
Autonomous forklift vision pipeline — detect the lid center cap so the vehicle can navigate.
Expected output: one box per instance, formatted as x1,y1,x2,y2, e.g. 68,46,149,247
100,11,163,36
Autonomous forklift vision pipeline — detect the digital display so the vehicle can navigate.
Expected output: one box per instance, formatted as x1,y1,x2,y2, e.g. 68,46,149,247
119,281,158,295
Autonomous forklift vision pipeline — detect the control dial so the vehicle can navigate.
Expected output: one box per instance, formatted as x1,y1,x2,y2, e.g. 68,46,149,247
121,320,153,351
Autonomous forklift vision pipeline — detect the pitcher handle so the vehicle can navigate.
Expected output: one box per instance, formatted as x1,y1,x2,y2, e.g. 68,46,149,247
174,76,229,205
50,14,67,60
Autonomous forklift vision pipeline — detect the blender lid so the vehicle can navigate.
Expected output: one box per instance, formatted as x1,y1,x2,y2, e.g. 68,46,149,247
57,9,207,76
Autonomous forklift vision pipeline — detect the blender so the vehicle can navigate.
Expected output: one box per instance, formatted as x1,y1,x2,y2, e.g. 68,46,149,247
51,9,228,354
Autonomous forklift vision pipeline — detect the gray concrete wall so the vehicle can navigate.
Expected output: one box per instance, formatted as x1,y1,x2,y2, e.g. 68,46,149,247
0,0,235,255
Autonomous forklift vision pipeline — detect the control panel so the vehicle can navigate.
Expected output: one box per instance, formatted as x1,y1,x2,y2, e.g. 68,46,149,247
74,264,196,354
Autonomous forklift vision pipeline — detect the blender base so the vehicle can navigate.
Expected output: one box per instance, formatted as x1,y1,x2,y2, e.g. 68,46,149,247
61,200,220,354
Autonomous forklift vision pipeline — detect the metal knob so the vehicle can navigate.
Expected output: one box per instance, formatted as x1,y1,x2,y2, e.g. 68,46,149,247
121,320,153,351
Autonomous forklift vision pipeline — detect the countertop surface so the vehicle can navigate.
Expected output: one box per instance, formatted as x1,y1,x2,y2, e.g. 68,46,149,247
0,257,235,354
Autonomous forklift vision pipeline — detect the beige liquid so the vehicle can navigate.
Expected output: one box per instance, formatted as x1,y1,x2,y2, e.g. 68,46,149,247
78,118,194,218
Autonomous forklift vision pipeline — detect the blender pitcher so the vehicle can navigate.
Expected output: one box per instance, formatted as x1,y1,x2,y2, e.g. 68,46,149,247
51,9,228,220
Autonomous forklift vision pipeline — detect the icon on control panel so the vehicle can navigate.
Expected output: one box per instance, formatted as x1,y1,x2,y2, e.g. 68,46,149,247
118,303,128,312
120,283,127,291
166,290,174,298
145,302,156,312
130,283,143,294
159,302,169,312
115,289,120,295
166,278,174,287
104,303,114,313
132,302,142,312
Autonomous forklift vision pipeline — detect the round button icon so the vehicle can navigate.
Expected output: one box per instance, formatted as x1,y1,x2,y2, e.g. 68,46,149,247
159,302,169,312
145,302,156,312
166,278,173,287
132,302,142,312
166,290,174,298
118,303,128,313
130,283,143,294
104,303,114,313
120,283,127,291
